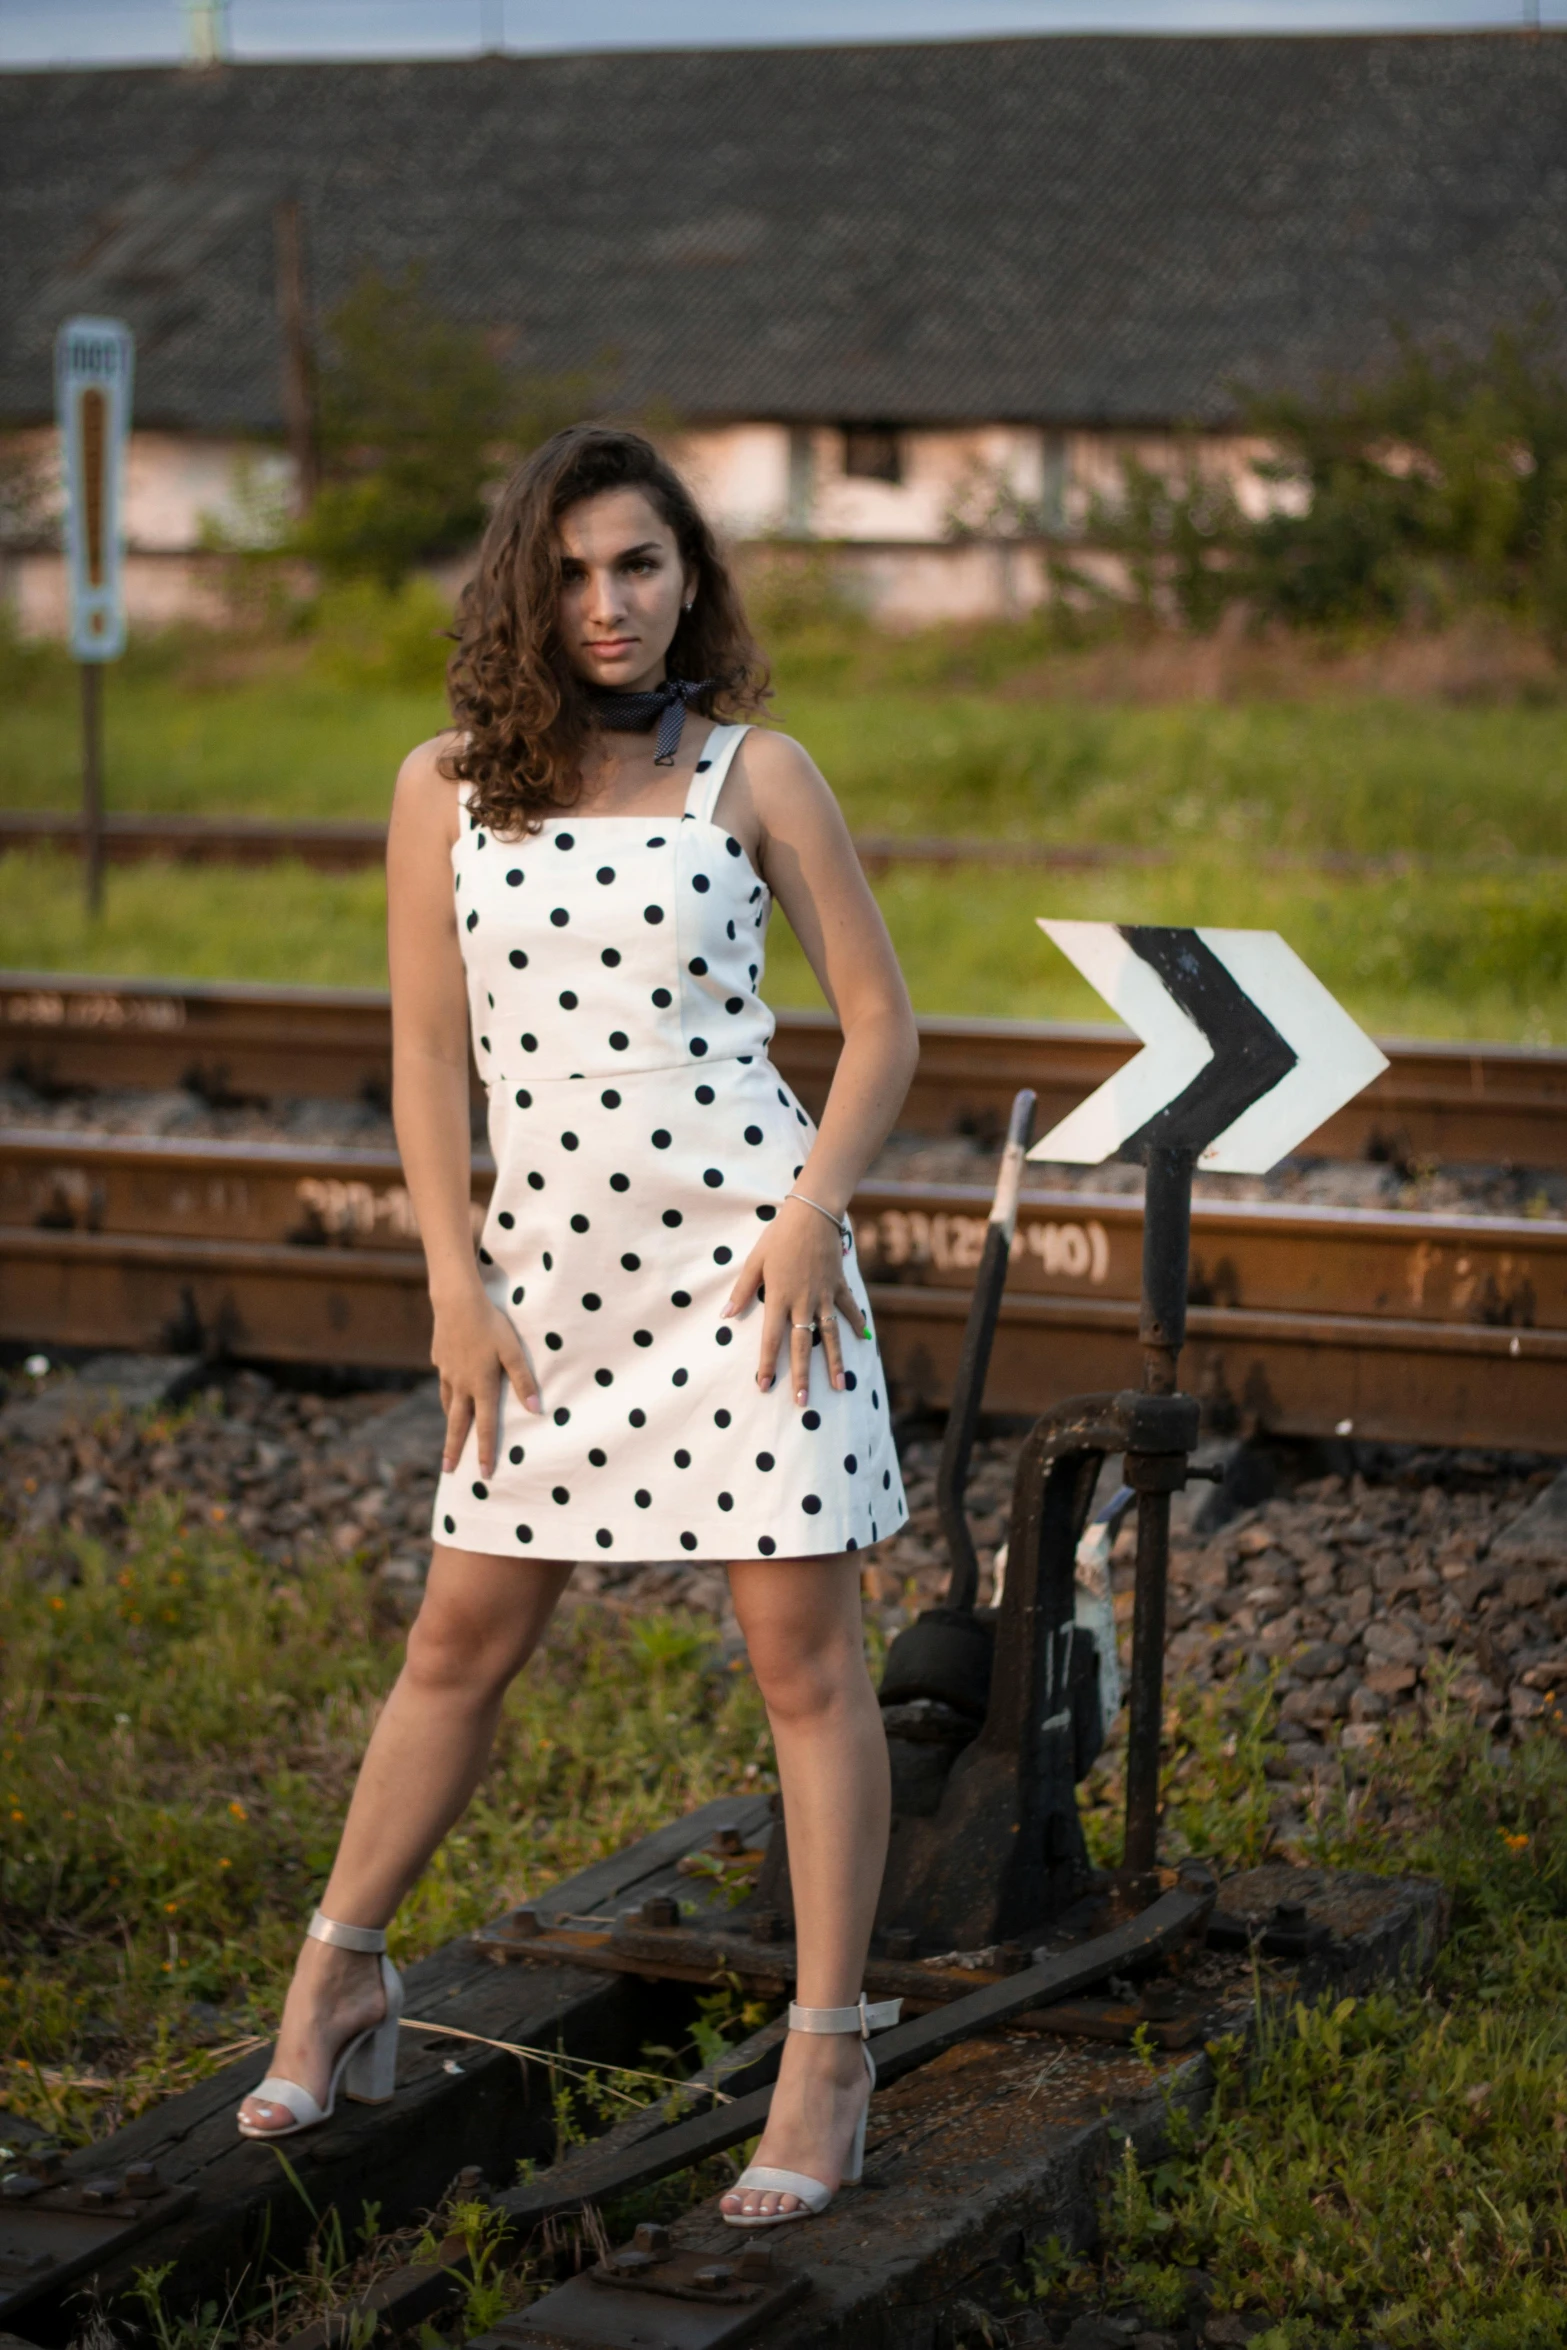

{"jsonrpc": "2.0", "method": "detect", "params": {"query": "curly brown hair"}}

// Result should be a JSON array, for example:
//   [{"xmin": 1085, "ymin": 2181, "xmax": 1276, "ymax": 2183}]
[{"xmin": 441, "ymin": 426, "xmax": 771, "ymax": 835}]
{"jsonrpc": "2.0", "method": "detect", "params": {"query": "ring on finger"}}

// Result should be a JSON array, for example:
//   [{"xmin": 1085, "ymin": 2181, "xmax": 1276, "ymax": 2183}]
[{"xmin": 791, "ymin": 1319, "xmax": 819, "ymax": 1332}]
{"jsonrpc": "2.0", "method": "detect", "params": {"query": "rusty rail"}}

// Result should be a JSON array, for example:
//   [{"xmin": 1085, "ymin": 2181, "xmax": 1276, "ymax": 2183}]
[
  {"xmin": 2, "ymin": 1127, "xmax": 1562, "ymax": 1451},
  {"xmin": 5, "ymin": 970, "xmax": 1566, "ymax": 1169}
]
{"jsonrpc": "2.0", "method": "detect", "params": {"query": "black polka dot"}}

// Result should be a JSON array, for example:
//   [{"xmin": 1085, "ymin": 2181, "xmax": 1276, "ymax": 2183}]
[
  {"xmin": 757, "ymin": 1204, "xmax": 777, "ymax": 1222},
  {"xmin": 509, "ymin": 949, "xmax": 528, "ymax": 969},
  {"xmin": 560, "ymin": 990, "xmax": 578, "ymax": 1009},
  {"xmin": 696, "ymin": 1084, "xmax": 715, "ymax": 1104},
  {"xmin": 646, "ymin": 835, "xmax": 666, "ymax": 848},
  {"xmin": 498, "ymin": 1210, "xmax": 515, "ymax": 1228},
  {"xmin": 621, "ymin": 1252, "xmax": 642, "ymax": 1273},
  {"xmin": 517, "ymin": 1524, "xmax": 533, "ymax": 1544},
  {"xmin": 635, "ymin": 1489, "xmax": 652, "ymax": 1507},
  {"xmin": 609, "ymin": 1031, "xmax": 629, "ymax": 1051},
  {"xmin": 883, "ymin": 1469, "xmax": 892, "ymax": 1488},
  {"xmin": 528, "ymin": 1171, "xmax": 545, "ymax": 1191},
  {"xmin": 507, "ymin": 868, "xmax": 523, "ymax": 887},
  {"xmin": 680, "ymin": 1532, "xmax": 698, "ymax": 1551},
  {"xmin": 515, "ymin": 1087, "xmax": 532, "ymax": 1107},
  {"xmin": 689, "ymin": 956, "xmax": 708, "ymax": 975},
  {"xmin": 478, "ymin": 1247, "xmax": 493, "ymax": 1265},
  {"xmin": 651, "ymin": 986, "xmax": 673, "ymax": 1008},
  {"xmin": 744, "ymin": 1125, "xmax": 763, "ymax": 1144},
  {"xmin": 589, "ymin": 1447, "xmax": 607, "ymax": 1466},
  {"xmin": 749, "ymin": 965, "xmax": 758, "ymax": 982},
  {"xmin": 758, "ymin": 1535, "xmax": 777, "ymax": 1556},
  {"xmin": 581, "ymin": 1292, "xmax": 602, "ymax": 1311},
  {"xmin": 715, "ymin": 1408, "xmax": 732, "ymax": 1428},
  {"xmin": 703, "ymin": 1168, "xmax": 723, "ymax": 1188},
  {"xmin": 756, "ymin": 1452, "xmax": 775, "ymax": 1472},
  {"xmin": 597, "ymin": 866, "xmax": 615, "ymax": 884},
  {"xmin": 610, "ymin": 1172, "xmax": 630, "ymax": 1191},
  {"xmin": 671, "ymin": 1290, "xmax": 691, "ymax": 1307},
  {"xmin": 561, "ymin": 1131, "xmax": 579, "ymax": 1151},
  {"xmin": 479, "ymin": 1035, "xmax": 491, "ymax": 1053},
  {"xmin": 726, "ymin": 997, "xmax": 745, "ymax": 1014},
  {"xmin": 602, "ymin": 947, "xmax": 622, "ymax": 967},
  {"xmin": 595, "ymin": 1368, "xmax": 614, "ymax": 1387},
  {"xmin": 550, "ymin": 908, "xmax": 569, "ymax": 927},
  {"xmin": 552, "ymin": 1486, "xmax": 570, "ymax": 1505},
  {"xmin": 511, "ymin": 1285, "xmax": 524, "ymax": 1304},
  {"xmin": 693, "ymin": 874, "xmax": 711, "ymax": 894},
  {"xmin": 844, "ymin": 1370, "xmax": 858, "ymax": 1390},
  {"xmin": 695, "ymin": 759, "xmax": 712, "ymax": 773},
  {"xmin": 727, "ymin": 920, "xmax": 736, "ymax": 939},
  {"xmin": 652, "ymin": 1129, "xmax": 672, "ymax": 1149},
  {"xmin": 542, "ymin": 1250, "xmax": 553, "ymax": 1269},
  {"xmin": 846, "ymin": 1536, "xmax": 858, "ymax": 1552},
  {"xmin": 844, "ymin": 1453, "xmax": 858, "ymax": 1473},
  {"xmin": 714, "ymin": 1245, "xmax": 733, "ymax": 1266},
  {"xmin": 718, "ymin": 1491, "xmax": 733, "ymax": 1510},
  {"xmin": 690, "ymin": 1038, "xmax": 708, "ymax": 1057},
  {"xmin": 443, "ymin": 1514, "xmax": 456, "ymax": 1534},
  {"xmin": 873, "ymin": 1390, "xmax": 881, "ymax": 1409},
  {"xmin": 803, "ymin": 1495, "xmax": 822, "ymax": 1515},
  {"xmin": 674, "ymin": 1449, "xmax": 691, "ymax": 1468},
  {"xmin": 673, "ymin": 1367, "xmax": 690, "ymax": 1388},
  {"xmin": 634, "ymin": 1329, "xmax": 654, "ymax": 1347},
  {"xmin": 630, "ymin": 1408, "xmax": 647, "ymax": 1427},
  {"xmin": 802, "ymin": 1409, "xmax": 821, "ymax": 1430},
  {"xmin": 716, "ymin": 1326, "xmax": 733, "ymax": 1346},
  {"xmin": 509, "ymin": 1444, "xmax": 525, "ymax": 1464},
  {"xmin": 644, "ymin": 905, "xmax": 665, "ymax": 925},
  {"xmin": 521, "ymin": 1033, "xmax": 538, "ymax": 1053},
  {"xmin": 466, "ymin": 910, "xmax": 478, "ymax": 932},
  {"xmin": 601, "ymin": 1088, "xmax": 621, "ymax": 1108},
  {"xmin": 553, "ymin": 1406, "xmax": 570, "ymax": 1425},
  {"xmin": 571, "ymin": 1212, "xmax": 590, "ymax": 1233},
  {"xmin": 545, "ymin": 1332, "xmax": 563, "ymax": 1351},
  {"xmin": 596, "ymin": 1528, "xmax": 613, "ymax": 1548},
  {"xmin": 726, "ymin": 836, "xmax": 742, "ymax": 856}
]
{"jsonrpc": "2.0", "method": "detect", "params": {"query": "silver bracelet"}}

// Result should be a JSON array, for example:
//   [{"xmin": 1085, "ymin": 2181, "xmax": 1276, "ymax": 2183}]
[{"xmin": 785, "ymin": 1190, "xmax": 852, "ymax": 1254}]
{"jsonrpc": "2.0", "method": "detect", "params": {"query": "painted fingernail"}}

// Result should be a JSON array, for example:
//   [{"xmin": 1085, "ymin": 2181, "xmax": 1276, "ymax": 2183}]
[
  {"xmin": 759, "ymin": 1374, "xmax": 773, "ymax": 1391},
  {"xmin": 834, "ymin": 1374, "xmax": 845, "ymax": 1390},
  {"xmin": 721, "ymin": 1302, "xmax": 735, "ymax": 1319},
  {"xmin": 796, "ymin": 1387, "xmax": 808, "ymax": 1405},
  {"xmin": 526, "ymin": 1396, "xmax": 544, "ymax": 1415}
]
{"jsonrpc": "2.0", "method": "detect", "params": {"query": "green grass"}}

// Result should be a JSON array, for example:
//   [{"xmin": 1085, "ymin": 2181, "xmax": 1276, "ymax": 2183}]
[
  {"xmin": 5, "ymin": 600, "xmax": 1567, "ymax": 1040},
  {"xmin": 5, "ymin": 845, "xmax": 1563, "ymax": 1044}
]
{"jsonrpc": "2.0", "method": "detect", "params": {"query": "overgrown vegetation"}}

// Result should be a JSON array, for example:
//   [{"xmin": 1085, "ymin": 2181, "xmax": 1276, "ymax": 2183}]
[{"xmin": 1084, "ymin": 318, "xmax": 1567, "ymax": 647}]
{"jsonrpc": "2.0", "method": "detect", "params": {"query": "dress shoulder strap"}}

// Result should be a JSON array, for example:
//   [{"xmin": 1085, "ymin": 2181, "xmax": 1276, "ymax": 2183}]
[{"xmin": 682, "ymin": 723, "xmax": 751, "ymax": 827}]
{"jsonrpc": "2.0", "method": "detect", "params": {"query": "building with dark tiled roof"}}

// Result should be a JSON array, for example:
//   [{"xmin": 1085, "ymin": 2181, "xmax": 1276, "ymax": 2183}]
[{"xmin": 5, "ymin": 31, "xmax": 1566, "ymax": 626}]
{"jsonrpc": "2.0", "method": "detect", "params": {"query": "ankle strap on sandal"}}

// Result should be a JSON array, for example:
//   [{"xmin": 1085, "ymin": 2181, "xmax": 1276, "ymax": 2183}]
[
  {"xmin": 307, "ymin": 1909, "xmax": 388, "ymax": 1954},
  {"xmin": 787, "ymin": 1994, "xmax": 902, "ymax": 2038}
]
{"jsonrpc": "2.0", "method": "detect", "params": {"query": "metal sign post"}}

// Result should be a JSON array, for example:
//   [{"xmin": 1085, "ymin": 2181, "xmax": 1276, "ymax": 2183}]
[
  {"xmin": 1031, "ymin": 920, "xmax": 1389, "ymax": 1874},
  {"xmin": 56, "ymin": 316, "xmax": 134, "ymax": 917}
]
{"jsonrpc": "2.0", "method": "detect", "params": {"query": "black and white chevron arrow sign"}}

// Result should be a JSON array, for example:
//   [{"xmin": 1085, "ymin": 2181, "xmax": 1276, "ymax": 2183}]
[{"xmin": 1028, "ymin": 922, "xmax": 1390, "ymax": 1175}]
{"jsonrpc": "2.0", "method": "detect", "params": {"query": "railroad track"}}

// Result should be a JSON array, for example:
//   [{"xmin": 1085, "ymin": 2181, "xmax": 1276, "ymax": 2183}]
[
  {"xmin": 6, "ymin": 968, "xmax": 1567, "ymax": 1167},
  {"xmin": 3, "ymin": 1125, "xmax": 1561, "ymax": 1451}
]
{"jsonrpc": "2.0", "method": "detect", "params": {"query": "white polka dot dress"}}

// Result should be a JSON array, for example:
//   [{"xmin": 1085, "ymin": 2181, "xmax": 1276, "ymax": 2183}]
[{"xmin": 432, "ymin": 725, "xmax": 908, "ymax": 1564}]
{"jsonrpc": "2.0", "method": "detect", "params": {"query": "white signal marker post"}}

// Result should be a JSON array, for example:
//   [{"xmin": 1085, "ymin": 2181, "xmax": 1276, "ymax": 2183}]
[
  {"xmin": 57, "ymin": 317, "xmax": 135, "ymax": 916},
  {"xmin": 1028, "ymin": 920, "xmax": 1388, "ymax": 1875}
]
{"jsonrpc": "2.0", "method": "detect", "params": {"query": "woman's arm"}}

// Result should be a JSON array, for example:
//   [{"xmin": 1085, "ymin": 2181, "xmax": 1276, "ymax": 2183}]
[
  {"xmin": 387, "ymin": 738, "xmax": 540, "ymax": 1478},
  {"xmin": 720, "ymin": 730, "xmax": 919, "ymax": 1407}
]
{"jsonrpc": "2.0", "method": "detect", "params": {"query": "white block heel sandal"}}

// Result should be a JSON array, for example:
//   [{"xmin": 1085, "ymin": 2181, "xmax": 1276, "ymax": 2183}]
[
  {"xmin": 722, "ymin": 1993, "xmax": 901, "ymax": 2227},
  {"xmin": 236, "ymin": 1910, "xmax": 403, "ymax": 2140}
]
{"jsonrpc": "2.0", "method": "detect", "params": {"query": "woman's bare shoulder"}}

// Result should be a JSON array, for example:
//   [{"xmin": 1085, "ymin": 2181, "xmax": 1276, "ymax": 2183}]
[
  {"xmin": 735, "ymin": 725, "xmax": 842, "ymax": 840},
  {"xmin": 392, "ymin": 731, "xmax": 466, "ymax": 839}
]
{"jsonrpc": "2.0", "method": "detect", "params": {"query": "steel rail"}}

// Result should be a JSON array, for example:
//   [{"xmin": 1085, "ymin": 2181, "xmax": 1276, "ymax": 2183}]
[
  {"xmin": 5, "ymin": 970, "xmax": 1566, "ymax": 1168},
  {"xmin": 2, "ymin": 1128, "xmax": 1562, "ymax": 1450}
]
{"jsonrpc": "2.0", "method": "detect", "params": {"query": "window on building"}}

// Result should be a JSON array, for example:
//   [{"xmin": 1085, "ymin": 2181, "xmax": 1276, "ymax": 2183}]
[{"xmin": 840, "ymin": 425, "xmax": 903, "ymax": 484}]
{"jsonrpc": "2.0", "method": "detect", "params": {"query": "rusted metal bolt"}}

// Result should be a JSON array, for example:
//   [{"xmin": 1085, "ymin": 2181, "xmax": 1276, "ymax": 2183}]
[
  {"xmin": 999, "ymin": 1941, "xmax": 1030, "ymax": 1975},
  {"xmin": 692, "ymin": 2264, "xmax": 733, "ymax": 2292},
  {"xmin": 736, "ymin": 2245, "xmax": 774, "ymax": 2282},
  {"xmin": 749, "ymin": 1908, "xmax": 780, "ymax": 1943},
  {"xmin": 883, "ymin": 1926, "xmax": 917, "ymax": 1960},
  {"xmin": 641, "ymin": 1896, "xmax": 680, "ymax": 1929},
  {"xmin": 632, "ymin": 2221, "xmax": 670, "ymax": 2256},
  {"xmin": 709, "ymin": 1827, "xmax": 744, "ymax": 1855},
  {"xmin": 123, "ymin": 2163, "xmax": 160, "ymax": 2195},
  {"xmin": 505, "ymin": 1907, "xmax": 543, "ymax": 1938},
  {"xmin": 1272, "ymin": 1900, "xmax": 1310, "ymax": 1932},
  {"xmin": 609, "ymin": 2248, "xmax": 654, "ymax": 2274},
  {"xmin": 2, "ymin": 2174, "xmax": 46, "ymax": 2201},
  {"xmin": 80, "ymin": 2178, "xmax": 119, "ymax": 2207}
]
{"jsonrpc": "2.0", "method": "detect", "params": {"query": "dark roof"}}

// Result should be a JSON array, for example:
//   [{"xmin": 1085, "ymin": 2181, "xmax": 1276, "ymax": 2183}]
[{"xmin": 4, "ymin": 33, "xmax": 1567, "ymax": 434}]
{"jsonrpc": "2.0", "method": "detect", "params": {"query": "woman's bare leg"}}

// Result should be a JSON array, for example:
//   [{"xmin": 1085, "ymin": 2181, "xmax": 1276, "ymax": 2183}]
[
  {"xmin": 720, "ymin": 1554, "xmax": 890, "ymax": 2219},
  {"xmin": 239, "ymin": 1544, "xmax": 573, "ymax": 2133}
]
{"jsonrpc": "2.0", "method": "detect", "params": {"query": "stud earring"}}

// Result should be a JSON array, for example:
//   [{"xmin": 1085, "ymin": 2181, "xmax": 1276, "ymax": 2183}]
[{"xmin": 683, "ymin": 599, "xmax": 694, "ymax": 612}]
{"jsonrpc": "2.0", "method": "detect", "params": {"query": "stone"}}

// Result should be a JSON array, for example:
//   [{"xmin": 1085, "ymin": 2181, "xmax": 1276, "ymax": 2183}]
[
  {"xmin": 364, "ymin": 1379, "xmax": 448, "ymax": 1472},
  {"xmin": 1, "ymin": 1353, "xmax": 199, "ymax": 1444},
  {"xmin": 1364, "ymin": 1663, "xmax": 1418, "ymax": 1697},
  {"xmin": 1364, "ymin": 1618, "xmax": 1425, "ymax": 1666},
  {"xmin": 1492, "ymin": 1469, "xmax": 1567, "ymax": 1562},
  {"xmin": 1510, "ymin": 1686, "xmax": 1549, "ymax": 1721},
  {"xmin": 1452, "ymin": 1671, "xmax": 1505, "ymax": 1712},
  {"xmin": 1294, "ymin": 1640, "xmax": 1347, "ymax": 1680},
  {"xmin": 1340, "ymin": 1722, "xmax": 1381, "ymax": 1752},
  {"xmin": 1502, "ymin": 1570, "xmax": 1550, "ymax": 1610},
  {"xmin": 1349, "ymin": 1684, "xmax": 1389, "ymax": 1722}
]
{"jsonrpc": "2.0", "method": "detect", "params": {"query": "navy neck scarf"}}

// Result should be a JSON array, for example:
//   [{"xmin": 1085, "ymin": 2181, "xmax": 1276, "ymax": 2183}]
[{"xmin": 587, "ymin": 677, "xmax": 715, "ymax": 766}]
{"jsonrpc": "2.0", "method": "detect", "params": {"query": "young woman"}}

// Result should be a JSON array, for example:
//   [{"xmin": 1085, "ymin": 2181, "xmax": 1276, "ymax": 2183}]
[{"xmin": 237, "ymin": 425, "xmax": 919, "ymax": 2227}]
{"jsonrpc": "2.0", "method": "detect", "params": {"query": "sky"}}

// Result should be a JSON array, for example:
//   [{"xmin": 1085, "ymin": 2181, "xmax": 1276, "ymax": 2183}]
[{"xmin": 0, "ymin": 0, "xmax": 1561, "ymax": 69}]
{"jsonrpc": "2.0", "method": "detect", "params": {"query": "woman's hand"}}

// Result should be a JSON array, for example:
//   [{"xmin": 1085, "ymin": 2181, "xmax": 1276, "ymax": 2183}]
[
  {"xmin": 432, "ymin": 1285, "xmax": 541, "ymax": 1477},
  {"xmin": 723, "ymin": 1197, "xmax": 868, "ymax": 1407}
]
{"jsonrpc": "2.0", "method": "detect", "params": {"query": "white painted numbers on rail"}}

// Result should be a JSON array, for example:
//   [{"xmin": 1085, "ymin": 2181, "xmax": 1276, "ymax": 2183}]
[{"xmin": 856, "ymin": 1209, "xmax": 1110, "ymax": 1285}]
